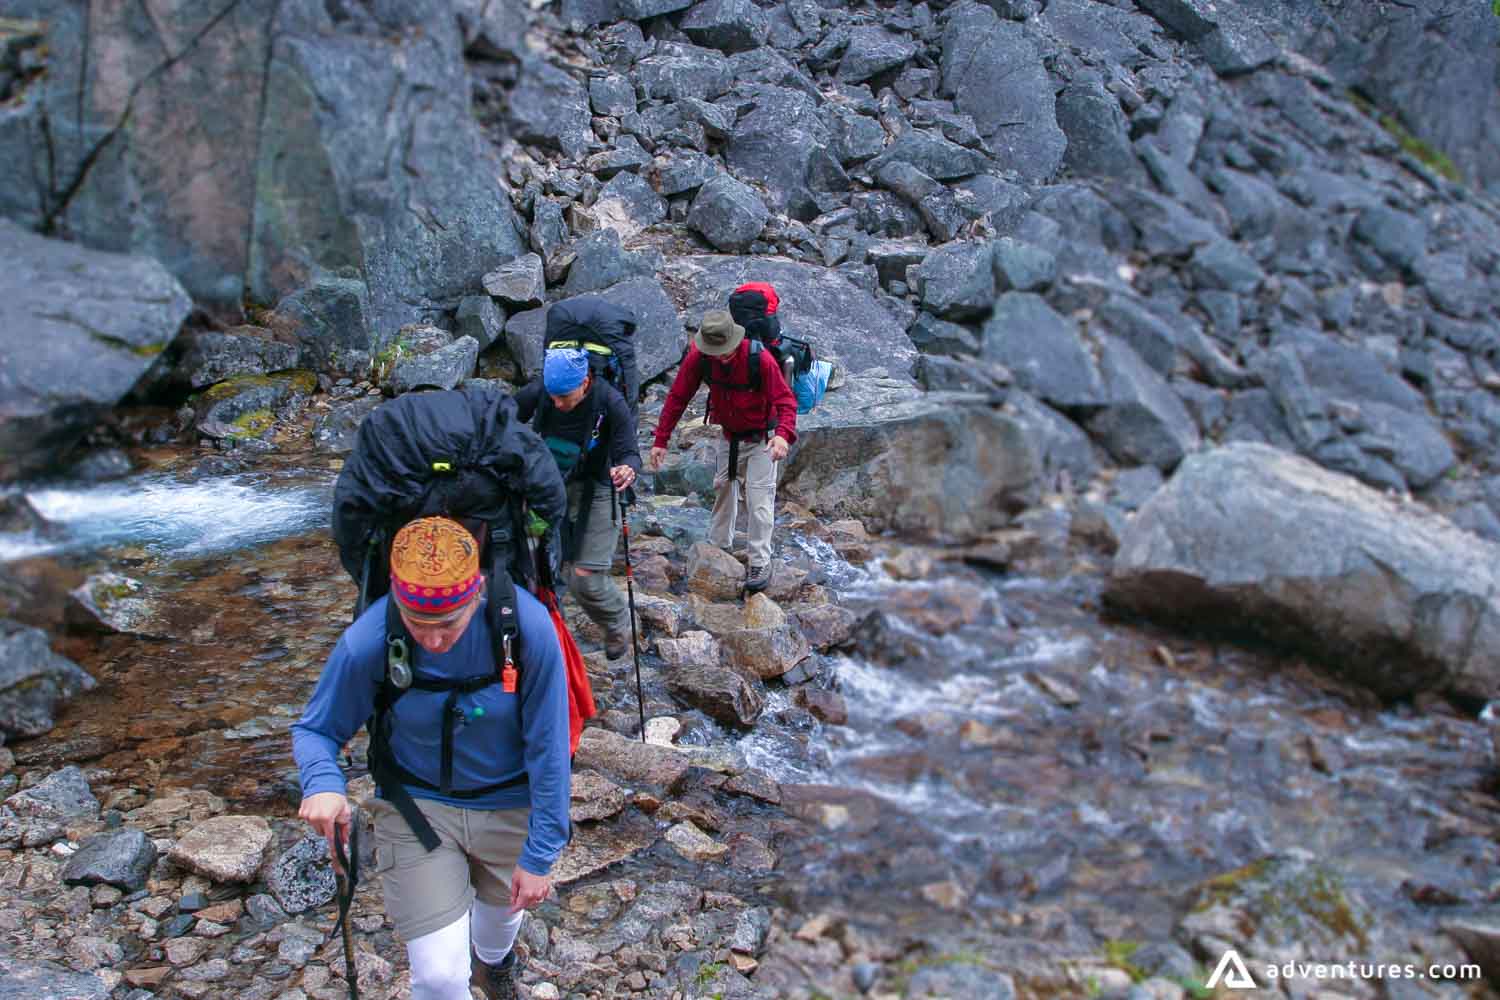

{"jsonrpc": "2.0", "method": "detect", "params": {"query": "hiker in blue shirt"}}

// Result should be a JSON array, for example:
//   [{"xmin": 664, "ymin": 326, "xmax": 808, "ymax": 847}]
[{"xmin": 293, "ymin": 516, "xmax": 569, "ymax": 1000}]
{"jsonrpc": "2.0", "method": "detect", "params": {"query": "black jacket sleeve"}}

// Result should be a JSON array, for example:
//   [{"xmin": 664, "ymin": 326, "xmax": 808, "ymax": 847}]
[{"xmin": 514, "ymin": 381, "xmax": 543, "ymax": 424}]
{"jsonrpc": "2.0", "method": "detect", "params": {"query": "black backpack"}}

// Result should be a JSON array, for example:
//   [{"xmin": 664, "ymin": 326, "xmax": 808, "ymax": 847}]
[
  {"xmin": 544, "ymin": 297, "xmax": 640, "ymax": 422},
  {"xmin": 330, "ymin": 384, "xmax": 567, "ymax": 851}
]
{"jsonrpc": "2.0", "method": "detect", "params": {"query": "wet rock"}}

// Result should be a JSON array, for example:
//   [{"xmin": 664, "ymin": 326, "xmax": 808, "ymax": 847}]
[
  {"xmin": 793, "ymin": 687, "xmax": 847, "ymax": 725},
  {"xmin": 0, "ymin": 221, "xmax": 192, "ymax": 479},
  {"xmin": 666, "ymin": 821, "xmax": 728, "ymax": 862},
  {"xmin": 1110, "ymin": 443, "xmax": 1500, "ymax": 699},
  {"xmin": 686, "ymin": 542, "xmax": 745, "ymax": 600},
  {"xmin": 173, "ymin": 328, "xmax": 300, "ymax": 390},
  {"xmin": 570, "ymin": 769, "xmax": 629, "ymax": 823},
  {"xmin": 665, "ymin": 661, "xmax": 766, "ymax": 728},
  {"xmin": 723, "ymin": 771, "xmax": 781, "ymax": 805},
  {"xmin": 631, "ymin": 593, "xmax": 683, "ymax": 637},
  {"xmin": 0, "ymin": 622, "xmax": 97, "ymax": 740},
  {"xmin": 719, "ymin": 625, "xmax": 812, "ymax": 680},
  {"xmin": 61, "ymin": 829, "xmax": 157, "ymax": 893},
  {"xmin": 790, "ymin": 605, "xmax": 858, "ymax": 651},
  {"xmin": 687, "ymin": 174, "xmax": 769, "ymax": 252},
  {"xmin": 553, "ymin": 814, "xmax": 660, "ymax": 885},
  {"xmin": 65, "ymin": 573, "xmax": 168, "ymax": 639},
  {"xmin": 266, "ymin": 834, "xmax": 337, "ymax": 914},
  {"xmin": 168, "ymin": 815, "xmax": 273, "ymax": 884},
  {"xmin": 657, "ymin": 630, "xmax": 722, "ymax": 668},
  {"xmin": 575, "ymin": 728, "xmax": 692, "ymax": 792}
]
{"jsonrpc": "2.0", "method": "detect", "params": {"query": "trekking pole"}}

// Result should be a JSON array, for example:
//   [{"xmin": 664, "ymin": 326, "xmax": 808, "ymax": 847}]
[
  {"xmin": 332, "ymin": 806, "xmax": 361, "ymax": 1000},
  {"xmin": 616, "ymin": 486, "xmax": 647, "ymax": 743}
]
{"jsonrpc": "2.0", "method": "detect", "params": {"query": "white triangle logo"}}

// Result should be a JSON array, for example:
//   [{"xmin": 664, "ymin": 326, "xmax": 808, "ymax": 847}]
[{"xmin": 1205, "ymin": 949, "xmax": 1257, "ymax": 990}]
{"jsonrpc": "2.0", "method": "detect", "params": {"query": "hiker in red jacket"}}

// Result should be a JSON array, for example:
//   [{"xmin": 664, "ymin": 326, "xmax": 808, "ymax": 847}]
[{"xmin": 649, "ymin": 310, "xmax": 797, "ymax": 593}]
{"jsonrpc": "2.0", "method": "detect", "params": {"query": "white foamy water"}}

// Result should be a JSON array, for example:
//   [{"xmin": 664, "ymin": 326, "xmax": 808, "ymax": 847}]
[{"xmin": 0, "ymin": 474, "xmax": 332, "ymax": 563}]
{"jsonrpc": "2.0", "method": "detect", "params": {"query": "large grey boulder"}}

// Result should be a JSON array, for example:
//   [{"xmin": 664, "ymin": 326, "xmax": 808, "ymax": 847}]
[
  {"xmin": 1084, "ymin": 336, "xmax": 1201, "ymax": 471},
  {"xmin": 1108, "ymin": 443, "xmax": 1500, "ymax": 700},
  {"xmin": 0, "ymin": 221, "xmax": 191, "ymax": 480},
  {"xmin": 0, "ymin": 620, "xmax": 97, "ymax": 740},
  {"xmin": 508, "ymin": 59, "xmax": 593, "ymax": 158},
  {"xmin": 0, "ymin": 3, "xmax": 272, "ymax": 308},
  {"xmin": 635, "ymin": 42, "xmax": 733, "ymax": 102},
  {"xmin": 173, "ymin": 328, "xmax": 300, "ymax": 390},
  {"xmin": 781, "ymin": 377, "xmax": 1042, "ymax": 541},
  {"xmin": 982, "ymin": 293, "xmax": 1108, "ymax": 409},
  {"xmin": 589, "ymin": 170, "xmax": 667, "ymax": 241},
  {"xmin": 837, "ymin": 26, "xmax": 916, "ymax": 84},
  {"xmin": 680, "ymin": 0, "xmax": 770, "ymax": 53},
  {"xmin": 269, "ymin": 277, "xmax": 375, "ymax": 373},
  {"xmin": 687, "ymin": 174, "xmax": 770, "ymax": 252},
  {"xmin": 938, "ymin": 3, "xmax": 1064, "ymax": 182},
  {"xmin": 249, "ymin": 7, "xmax": 528, "ymax": 338},
  {"xmin": 726, "ymin": 86, "xmax": 835, "ymax": 221}
]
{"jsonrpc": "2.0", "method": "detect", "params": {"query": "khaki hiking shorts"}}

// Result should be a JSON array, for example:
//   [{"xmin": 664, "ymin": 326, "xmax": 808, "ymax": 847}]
[{"xmin": 367, "ymin": 797, "xmax": 530, "ymax": 942}]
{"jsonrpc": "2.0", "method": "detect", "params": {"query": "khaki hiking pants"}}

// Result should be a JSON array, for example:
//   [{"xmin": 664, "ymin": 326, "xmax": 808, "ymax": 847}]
[{"xmin": 710, "ymin": 436, "xmax": 778, "ymax": 569}]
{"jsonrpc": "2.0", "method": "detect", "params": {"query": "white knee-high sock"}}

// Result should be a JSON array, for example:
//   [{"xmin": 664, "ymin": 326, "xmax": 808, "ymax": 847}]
[
  {"xmin": 406, "ymin": 913, "xmax": 473, "ymax": 1000},
  {"xmin": 470, "ymin": 898, "xmax": 525, "ymax": 965}
]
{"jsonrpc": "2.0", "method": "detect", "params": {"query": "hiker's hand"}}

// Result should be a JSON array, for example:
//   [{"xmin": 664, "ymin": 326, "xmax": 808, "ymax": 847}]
[
  {"xmin": 768, "ymin": 435, "xmax": 789, "ymax": 462},
  {"xmin": 511, "ymin": 866, "xmax": 552, "ymax": 910},
  {"xmin": 299, "ymin": 791, "xmax": 352, "ymax": 873},
  {"xmin": 610, "ymin": 464, "xmax": 636, "ymax": 490},
  {"xmin": 649, "ymin": 447, "xmax": 667, "ymax": 471}
]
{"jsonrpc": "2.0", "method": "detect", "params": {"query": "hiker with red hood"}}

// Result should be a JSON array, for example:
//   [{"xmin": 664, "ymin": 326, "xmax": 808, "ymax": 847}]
[{"xmin": 649, "ymin": 308, "xmax": 798, "ymax": 593}]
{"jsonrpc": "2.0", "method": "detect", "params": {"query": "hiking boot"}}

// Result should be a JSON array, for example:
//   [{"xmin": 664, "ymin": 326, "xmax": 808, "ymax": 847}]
[
  {"xmin": 471, "ymin": 947, "xmax": 521, "ymax": 1000},
  {"xmin": 605, "ymin": 629, "xmax": 630, "ymax": 661},
  {"xmin": 745, "ymin": 562, "xmax": 773, "ymax": 594}
]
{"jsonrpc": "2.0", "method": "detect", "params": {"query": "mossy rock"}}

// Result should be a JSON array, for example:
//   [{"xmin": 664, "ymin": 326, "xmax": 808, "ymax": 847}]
[{"xmin": 1182, "ymin": 852, "xmax": 1373, "ymax": 960}]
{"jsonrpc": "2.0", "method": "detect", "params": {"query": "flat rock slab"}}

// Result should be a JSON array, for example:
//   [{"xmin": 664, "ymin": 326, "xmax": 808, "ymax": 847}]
[{"xmin": 1109, "ymin": 442, "xmax": 1500, "ymax": 700}]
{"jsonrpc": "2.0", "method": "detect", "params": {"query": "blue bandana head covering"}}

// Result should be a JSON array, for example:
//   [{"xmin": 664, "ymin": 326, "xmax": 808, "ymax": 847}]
[{"xmin": 543, "ymin": 348, "xmax": 589, "ymax": 395}]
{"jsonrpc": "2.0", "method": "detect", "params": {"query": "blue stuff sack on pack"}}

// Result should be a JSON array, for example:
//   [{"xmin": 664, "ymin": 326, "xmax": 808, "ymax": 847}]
[{"xmin": 793, "ymin": 360, "xmax": 833, "ymax": 414}]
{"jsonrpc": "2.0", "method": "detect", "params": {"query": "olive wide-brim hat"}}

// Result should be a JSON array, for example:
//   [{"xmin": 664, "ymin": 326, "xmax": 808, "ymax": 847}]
[{"xmin": 694, "ymin": 309, "xmax": 746, "ymax": 357}]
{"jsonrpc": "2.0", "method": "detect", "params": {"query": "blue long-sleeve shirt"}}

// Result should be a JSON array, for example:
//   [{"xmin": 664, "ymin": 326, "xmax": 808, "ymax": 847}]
[{"xmin": 291, "ymin": 589, "xmax": 571, "ymax": 876}]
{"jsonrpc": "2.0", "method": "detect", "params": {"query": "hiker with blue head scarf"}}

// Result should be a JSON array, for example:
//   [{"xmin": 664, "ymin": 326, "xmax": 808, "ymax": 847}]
[{"xmin": 514, "ymin": 347, "xmax": 641, "ymax": 660}]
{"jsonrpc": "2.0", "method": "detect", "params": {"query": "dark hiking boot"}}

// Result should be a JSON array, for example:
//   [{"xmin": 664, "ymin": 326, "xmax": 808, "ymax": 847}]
[
  {"xmin": 605, "ymin": 629, "xmax": 629, "ymax": 661},
  {"xmin": 745, "ymin": 562, "xmax": 773, "ymax": 594},
  {"xmin": 471, "ymin": 947, "xmax": 520, "ymax": 1000}
]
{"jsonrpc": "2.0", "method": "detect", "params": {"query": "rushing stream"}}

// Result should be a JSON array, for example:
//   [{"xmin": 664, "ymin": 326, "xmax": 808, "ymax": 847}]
[{"xmin": 7, "ymin": 469, "xmax": 1499, "ymax": 991}]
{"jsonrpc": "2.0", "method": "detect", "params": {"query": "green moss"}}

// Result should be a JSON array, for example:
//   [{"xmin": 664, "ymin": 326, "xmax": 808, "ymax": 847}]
[
  {"xmin": 1103, "ymin": 940, "xmax": 1147, "ymax": 983},
  {"xmin": 370, "ymin": 336, "xmax": 411, "ymax": 382},
  {"xmin": 1492, "ymin": 0, "xmax": 1498, "ymax": 17},
  {"xmin": 1192, "ymin": 858, "xmax": 1272, "ymax": 912},
  {"xmin": 94, "ymin": 580, "xmax": 136, "ymax": 602},
  {"xmin": 200, "ymin": 373, "xmax": 278, "ymax": 402},
  {"xmin": 1258, "ymin": 867, "xmax": 1370, "ymax": 951},
  {"xmin": 230, "ymin": 409, "xmax": 275, "ymax": 437},
  {"xmin": 694, "ymin": 961, "xmax": 725, "ymax": 987},
  {"xmin": 1379, "ymin": 114, "xmax": 1462, "ymax": 182},
  {"xmin": 131, "ymin": 343, "xmax": 166, "ymax": 358},
  {"xmin": 275, "ymin": 369, "xmax": 318, "ymax": 395},
  {"xmin": 1346, "ymin": 90, "xmax": 1462, "ymax": 184},
  {"xmin": 889, "ymin": 951, "xmax": 997, "ymax": 994}
]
